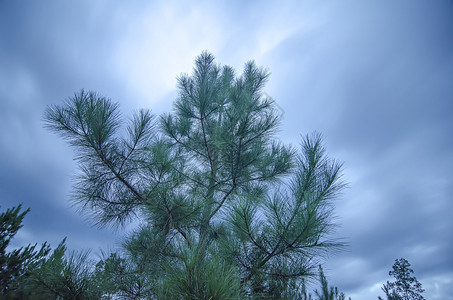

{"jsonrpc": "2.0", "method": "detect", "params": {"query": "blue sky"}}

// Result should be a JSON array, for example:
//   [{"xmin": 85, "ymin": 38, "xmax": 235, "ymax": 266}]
[{"xmin": 1, "ymin": 1, "xmax": 452, "ymax": 298}]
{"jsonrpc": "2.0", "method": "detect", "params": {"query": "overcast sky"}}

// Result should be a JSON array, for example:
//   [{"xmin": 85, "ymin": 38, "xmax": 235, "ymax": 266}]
[{"xmin": 1, "ymin": 1, "xmax": 452, "ymax": 298}]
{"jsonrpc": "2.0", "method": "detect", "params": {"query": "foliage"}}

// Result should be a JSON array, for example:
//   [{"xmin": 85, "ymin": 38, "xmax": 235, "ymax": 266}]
[
  {"xmin": 44, "ymin": 51, "xmax": 346, "ymax": 298},
  {"xmin": 378, "ymin": 258, "xmax": 425, "ymax": 300},
  {"xmin": 0, "ymin": 205, "xmax": 112, "ymax": 299},
  {"xmin": 0, "ymin": 204, "xmax": 50, "ymax": 298},
  {"xmin": 313, "ymin": 266, "xmax": 349, "ymax": 300},
  {"xmin": 273, "ymin": 265, "xmax": 350, "ymax": 300},
  {"xmin": 27, "ymin": 239, "xmax": 104, "ymax": 299},
  {"xmin": 93, "ymin": 231, "xmax": 163, "ymax": 299}
]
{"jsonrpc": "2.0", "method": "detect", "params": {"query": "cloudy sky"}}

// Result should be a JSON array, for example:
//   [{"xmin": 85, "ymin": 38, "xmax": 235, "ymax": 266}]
[{"xmin": 1, "ymin": 0, "xmax": 452, "ymax": 298}]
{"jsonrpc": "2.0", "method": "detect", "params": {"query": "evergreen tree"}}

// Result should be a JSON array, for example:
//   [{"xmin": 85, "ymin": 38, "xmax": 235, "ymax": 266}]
[
  {"xmin": 0, "ymin": 205, "xmax": 50, "ymax": 298},
  {"xmin": 314, "ymin": 266, "xmax": 349, "ymax": 300},
  {"xmin": 44, "ymin": 51, "xmax": 346, "ymax": 298},
  {"xmin": 27, "ymin": 239, "xmax": 104, "ymax": 300},
  {"xmin": 378, "ymin": 258, "xmax": 425, "ymax": 300}
]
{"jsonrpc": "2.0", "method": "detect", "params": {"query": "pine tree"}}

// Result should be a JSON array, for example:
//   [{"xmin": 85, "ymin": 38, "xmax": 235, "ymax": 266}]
[
  {"xmin": 378, "ymin": 258, "xmax": 425, "ymax": 300},
  {"xmin": 44, "ymin": 51, "xmax": 346, "ymax": 299},
  {"xmin": 314, "ymin": 266, "xmax": 350, "ymax": 300},
  {"xmin": 27, "ymin": 238, "xmax": 105, "ymax": 300},
  {"xmin": 0, "ymin": 205, "xmax": 50, "ymax": 298}
]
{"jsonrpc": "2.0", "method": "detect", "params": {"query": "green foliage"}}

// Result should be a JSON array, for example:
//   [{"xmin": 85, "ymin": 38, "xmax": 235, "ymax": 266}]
[
  {"xmin": 93, "ymin": 228, "xmax": 163, "ymax": 299},
  {"xmin": 44, "ymin": 51, "xmax": 346, "ymax": 298},
  {"xmin": 378, "ymin": 258, "xmax": 425, "ymax": 300},
  {"xmin": 28, "ymin": 239, "xmax": 103, "ymax": 299},
  {"xmin": 263, "ymin": 265, "xmax": 350, "ymax": 300},
  {"xmin": 160, "ymin": 245, "xmax": 242, "ymax": 299},
  {"xmin": 314, "ymin": 266, "xmax": 349, "ymax": 300},
  {"xmin": 0, "ymin": 205, "xmax": 107, "ymax": 299},
  {"xmin": 0, "ymin": 205, "xmax": 50, "ymax": 298}
]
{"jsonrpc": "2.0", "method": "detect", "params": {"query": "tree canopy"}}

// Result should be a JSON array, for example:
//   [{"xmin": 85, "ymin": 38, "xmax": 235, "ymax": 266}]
[
  {"xmin": 43, "ymin": 51, "xmax": 346, "ymax": 299},
  {"xmin": 379, "ymin": 258, "xmax": 425, "ymax": 300},
  {"xmin": 0, "ymin": 205, "xmax": 50, "ymax": 298}
]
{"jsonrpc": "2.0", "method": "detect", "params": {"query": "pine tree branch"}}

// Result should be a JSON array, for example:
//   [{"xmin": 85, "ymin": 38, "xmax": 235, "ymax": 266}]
[
  {"xmin": 200, "ymin": 114, "xmax": 215, "ymax": 177},
  {"xmin": 207, "ymin": 185, "xmax": 236, "ymax": 221},
  {"xmin": 167, "ymin": 129, "xmax": 208, "ymax": 159},
  {"xmin": 97, "ymin": 147, "xmax": 143, "ymax": 202}
]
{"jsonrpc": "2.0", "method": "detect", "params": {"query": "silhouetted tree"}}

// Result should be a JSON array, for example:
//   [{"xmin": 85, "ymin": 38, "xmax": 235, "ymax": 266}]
[
  {"xmin": 44, "ymin": 51, "xmax": 346, "ymax": 298},
  {"xmin": 378, "ymin": 258, "xmax": 425, "ymax": 300}
]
